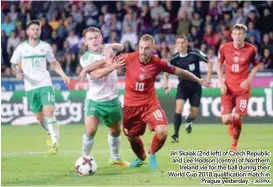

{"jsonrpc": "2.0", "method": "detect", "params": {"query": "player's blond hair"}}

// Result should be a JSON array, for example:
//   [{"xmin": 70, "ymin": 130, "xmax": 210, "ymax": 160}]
[
  {"xmin": 139, "ymin": 34, "xmax": 155, "ymax": 45},
  {"xmin": 82, "ymin": 27, "xmax": 101, "ymax": 37},
  {"xmin": 232, "ymin": 24, "xmax": 248, "ymax": 33},
  {"xmin": 176, "ymin": 34, "xmax": 188, "ymax": 41}
]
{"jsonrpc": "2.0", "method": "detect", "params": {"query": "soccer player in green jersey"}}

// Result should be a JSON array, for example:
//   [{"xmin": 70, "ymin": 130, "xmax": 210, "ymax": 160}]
[
  {"xmin": 79, "ymin": 27, "xmax": 130, "ymax": 166},
  {"xmin": 10, "ymin": 20, "xmax": 70, "ymax": 154}
]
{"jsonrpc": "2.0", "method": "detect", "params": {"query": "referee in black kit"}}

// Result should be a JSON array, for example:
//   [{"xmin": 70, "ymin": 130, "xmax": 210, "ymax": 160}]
[{"xmin": 163, "ymin": 34, "xmax": 212, "ymax": 143}]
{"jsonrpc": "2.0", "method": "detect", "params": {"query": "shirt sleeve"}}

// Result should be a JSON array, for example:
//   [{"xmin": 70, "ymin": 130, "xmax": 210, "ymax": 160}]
[
  {"xmin": 251, "ymin": 47, "xmax": 259, "ymax": 66},
  {"xmin": 46, "ymin": 44, "xmax": 57, "ymax": 63},
  {"xmin": 159, "ymin": 59, "xmax": 176, "ymax": 74},
  {"xmin": 195, "ymin": 50, "xmax": 209, "ymax": 63},
  {"xmin": 10, "ymin": 45, "xmax": 22, "ymax": 65},
  {"xmin": 218, "ymin": 45, "xmax": 225, "ymax": 64},
  {"xmin": 80, "ymin": 53, "xmax": 94, "ymax": 68}
]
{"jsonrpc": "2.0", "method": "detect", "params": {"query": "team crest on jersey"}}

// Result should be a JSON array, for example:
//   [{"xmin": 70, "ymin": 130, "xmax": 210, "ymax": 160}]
[
  {"xmin": 189, "ymin": 64, "xmax": 195, "ymax": 71},
  {"xmin": 233, "ymin": 56, "xmax": 239, "ymax": 63}
]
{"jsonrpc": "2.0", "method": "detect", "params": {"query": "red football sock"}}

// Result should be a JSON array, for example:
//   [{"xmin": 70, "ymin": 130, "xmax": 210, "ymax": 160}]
[
  {"xmin": 149, "ymin": 134, "xmax": 167, "ymax": 154},
  {"xmin": 228, "ymin": 123, "xmax": 234, "ymax": 136},
  {"xmin": 231, "ymin": 116, "xmax": 242, "ymax": 151},
  {"xmin": 128, "ymin": 136, "xmax": 146, "ymax": 160}
]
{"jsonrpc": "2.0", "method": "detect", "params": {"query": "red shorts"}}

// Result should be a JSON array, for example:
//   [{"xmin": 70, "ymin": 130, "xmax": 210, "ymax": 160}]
[
  {"xmin": 123, "ymin": 103, "xmax": 168, "ymax": 137},
  {"xmin": 221, "ymin": 90, "xmax": 250, "ymax": 116}
]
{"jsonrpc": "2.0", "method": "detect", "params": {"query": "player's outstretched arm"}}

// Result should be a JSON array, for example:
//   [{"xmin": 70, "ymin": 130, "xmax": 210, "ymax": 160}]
[
  {"xmin": 240, "ymin": 63, "xmax": 259, "ymax": 89},
  {"xmin": 173, "ymin": 67, "xmax": 210, "ymax": 87},
  {"xmin": 90, "ymin": 56, "xmax": 125, "ymax": 79},
  {"xmin": 217, "ymin": 62, "xmax": 227, "ymax": 94},
  {"xmin": 163, "ymin": 72, "xmax": 171, "ymax": 95},
  {"xmin": 51, "ymin": 60, "xmax": 70, "ymax": 85}
]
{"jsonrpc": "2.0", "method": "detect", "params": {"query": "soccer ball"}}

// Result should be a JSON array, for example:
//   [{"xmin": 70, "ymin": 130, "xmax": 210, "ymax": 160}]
[{"xmin": 75, "ymin": 156, "xmax": 97, "ymax": 176}]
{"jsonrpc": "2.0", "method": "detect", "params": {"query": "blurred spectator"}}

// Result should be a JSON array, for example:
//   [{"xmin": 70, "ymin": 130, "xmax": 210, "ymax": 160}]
[
  {"xmin": 17, "ymin": 6, "xmax": 31, "ymax": 29},
  {"xmin": 7, "ymin": 31, "xmax": 20, "ymax": 56},
  {"xmin": 260, "ymin": 33, "xmax": 273, "ymax": 53},
  {"xmin": 208, "ymin": 1, "xmax": 219, "ymax": 18},
  {"xmin": 194, "ymin": 1, "xmax": 206, "ymax": 18},
  {"xmin": 188, "ymin": 26, "xmax": 201, "ymax": 47},
  {"xmin": 1, "ymin": 30, "xmax": 9, "ymax": 67},
  {"xmin": 151, "ymin": 1, "xmax": 166, "ymax": 20},
  {"xmin": 2, "ymin": 15, "xmax": 16, "ymax": 37},
  {"xmin": 120, "ymin": 25, "xmax": 138, "ymax": 49},
  {"xmin": 65, "ymin": 31, "xmax": 80, "ymax": 51},
  {"xmin": 137, "ymin": 4, "xmax": 152, "ymax": 35},
  {"xmin": 161, "ymin": 13, "xmax": 175, "ymax": 44},
  {"xmin": 50, "ymin": 31, "xmax": 63, "ymax": 50},
  {"xmin": 57, "ymin": 19, "xmax": 67, "ymax": 40},
  {"xmin": 260, "ymin": 48, "xmax": 273, "ymax": 69},
  {"xmin": 84, "ymin": 2, "xmax": 98, "ymax": 18},
  {"xmin": 122, "ymin": 7, "xmax": 137, "ymax": 33},
  {"xmin": 115, "ymin": 1, "xmax": 126, "ymax": 22},
  {"xmin": 258, "ymin": 8, "xmax": 273, "ymax": 34},
  {"xmin": 108, "ymin": 31, "xmax": 120, "ymax": 43},
  {"xmin": 176, "ymin": 11, "xmax": 190, "ymax": 35},
  {"xmin": 243, "ymin": 2, "xmax": 256, "ymax": 16},
  {"xmin": 203, "ymin": 24, "xmax": 219, "ymax": 47},
  {"xmin": 247, "ymin": 21, "xmax": 261, "ymax": 43},
  {"xmin": 8, "ymin": 4, "xmax": 18, "ymax": 21},
  {"xmin": 191, "ymin": 12, "xmax": 202, "ymax": 28},
  {"xmin": 71, "ymin": 4, "xmax": 83, "ymax": 23},
  {"xmin": 110, "ymin": 15, "xmax": 122, "ymax": 35},
  {"xmin": 232, "ymin": 8, "xmax": 247, "ymax": 25},
  {"xmin": 40, "ymin": 17, "xmax": 53, "ymax": 40},
  {"xmin": 178, "ymin": 1, "xmax": 194, "ymax": 19},
  {"xmin": 49, "ymin": 12, "xmax": 60, "ymax": 31}
]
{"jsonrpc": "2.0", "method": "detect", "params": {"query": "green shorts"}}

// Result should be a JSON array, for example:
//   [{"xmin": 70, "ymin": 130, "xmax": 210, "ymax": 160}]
[
  {"xmin": 84, "ymin": 97, "xmax": 122, "ymax": 127},
  {"xmin": 26, "ymin": 86, "xmax": 55, "ymax": 113}
]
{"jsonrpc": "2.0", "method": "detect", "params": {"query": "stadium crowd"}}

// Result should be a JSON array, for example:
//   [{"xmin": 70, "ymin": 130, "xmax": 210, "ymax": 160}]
[{"xmin": 1, "ymin": 1, "xmax": 273, "ymax": 76}]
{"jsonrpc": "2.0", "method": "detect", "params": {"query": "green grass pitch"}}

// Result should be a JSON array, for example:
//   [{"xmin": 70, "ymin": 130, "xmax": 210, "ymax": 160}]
[{"xmin": 2, "ymin": 124, "xmax": 273, "ymax": 186}]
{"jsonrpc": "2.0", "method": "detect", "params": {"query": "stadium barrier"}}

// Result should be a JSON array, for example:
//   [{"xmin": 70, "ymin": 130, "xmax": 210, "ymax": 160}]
[{"xmin": 1, "ymin": 88, "xmax": 272, "ymax": 125}]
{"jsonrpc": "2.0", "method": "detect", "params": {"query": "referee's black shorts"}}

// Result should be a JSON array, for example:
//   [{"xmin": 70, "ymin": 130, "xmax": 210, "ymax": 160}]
[{"xmin": 176, "ymin": 84, "xmax": 202, "ymax": 107}]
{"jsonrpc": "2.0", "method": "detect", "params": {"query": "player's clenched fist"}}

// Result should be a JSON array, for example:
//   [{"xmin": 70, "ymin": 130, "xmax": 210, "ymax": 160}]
[{"xmin": 113, "ymin": 56, "xmax": 125, "ymax": 67}]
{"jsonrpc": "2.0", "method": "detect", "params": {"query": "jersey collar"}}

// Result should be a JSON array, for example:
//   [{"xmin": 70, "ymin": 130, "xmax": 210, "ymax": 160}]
[{"xmin": 26, "ymin": 39, "xmax": 41, "ymax": 47}]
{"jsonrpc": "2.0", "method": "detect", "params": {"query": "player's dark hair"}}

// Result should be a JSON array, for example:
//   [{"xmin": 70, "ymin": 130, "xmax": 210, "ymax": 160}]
[
  {"xmin": 82, "ymin": 27, "xmax": 101, "ymax": 37},
  {"xmin": 140, "ymin": 34, "xmax": 155, "ymax": 45},
  {"xmin": 232, "ymin": 24, "xmax": 248, "ymax": 33},
  {"xmin": 27, "ymin": 20, "xmax": 41, "ymax": 28},
  {"xmin": 176, "ymin": 34, "xmax": 188, "ymax": 41}
]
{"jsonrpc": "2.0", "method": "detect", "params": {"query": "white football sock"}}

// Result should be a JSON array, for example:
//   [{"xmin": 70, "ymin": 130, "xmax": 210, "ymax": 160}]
[
  {"xmin": 108, "ymin": 134, "xmax": 121, "ymax": 161},
  {"xmin": 39, "ymin": 120, "xmax": 48, "ymax": 132},
  {"xmin": 47, "ymin": 117, "xmax": 59, "ymax": 145},
  {"xmin": 82, "ymin": 133, "xmax": 94, "ymax": 156}
]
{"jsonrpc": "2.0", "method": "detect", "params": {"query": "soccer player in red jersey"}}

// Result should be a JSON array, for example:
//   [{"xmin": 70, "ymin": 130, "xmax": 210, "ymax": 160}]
[
  {"xmin": 119, "ymin": 34, "xmax": 210, "ymax": 168},
  {"xmin": 217, "ymin": 24, "xmax": 260, "ymax": 151}
]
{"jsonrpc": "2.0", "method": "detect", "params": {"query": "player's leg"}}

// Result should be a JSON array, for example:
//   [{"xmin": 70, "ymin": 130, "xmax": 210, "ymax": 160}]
[
  {"xmin": 221, "ymin": 93, "xmax": 235, "ymax": 136},
  {"xmin": 34, "ymin": 112, "xmax": 52, "ymax": 147},
  {"xmin": 172, "ymin": 88, "xmax": 187, "ymax": 142},
  {"xmin": 123, "ymin": 106, "xmax": 147, "ymax": 167},
  {"xmin": 145, "ymin": 106, "xmax": 169, "ymax": 168},
  {"xmin": 82, "ymin": 115, "xmax": 99, "ymax": 156},
  {"xmin": 232, "ymin": 93, "xmax": 249, "ymax": 151},
  {"xmin": 82, "ymin": 99, "xmax": 100, "ymax": 156},
  {"xmin": 185, "ymin": 106, "xmax": 199, "ymax": 134},
  {"xmin": 26, "ymin": 88, "xmax": 52, "ymax": 148},
  {"xmin": 107, "ymin": 121, "xmax": 130, "ymax": 166},
  {"xmin": 40, "ymin": 86, "xmax": 59, "ymax": 154},
  {"xmin": 103, "ymin": 98, "xmax": 130, "ymax": 166}
]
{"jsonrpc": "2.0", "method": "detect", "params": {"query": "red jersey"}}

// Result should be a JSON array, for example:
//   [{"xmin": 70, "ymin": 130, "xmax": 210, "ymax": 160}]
[
  {"xmin": 218, "ymin": 42, "xmax": 258, "ymax": 93},
  {"xmin": 122, "ymin": 52, "xmax": 176, "ymax": 106}
]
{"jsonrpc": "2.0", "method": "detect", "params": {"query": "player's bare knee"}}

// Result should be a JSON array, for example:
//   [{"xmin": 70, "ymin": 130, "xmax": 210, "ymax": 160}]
[
  {"xmin": 43, "ymin": 107, "xmax": 54, "ymax": 118},
  {"xmin": 155, "ymin": 125, "xmax": 168, "ymax": 139}
]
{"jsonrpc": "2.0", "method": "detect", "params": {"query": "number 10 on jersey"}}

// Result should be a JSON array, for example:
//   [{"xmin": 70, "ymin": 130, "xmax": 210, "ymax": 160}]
[{"xmin": 135, "ymin": 82, "xmax": 144, "ymax": 91}]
